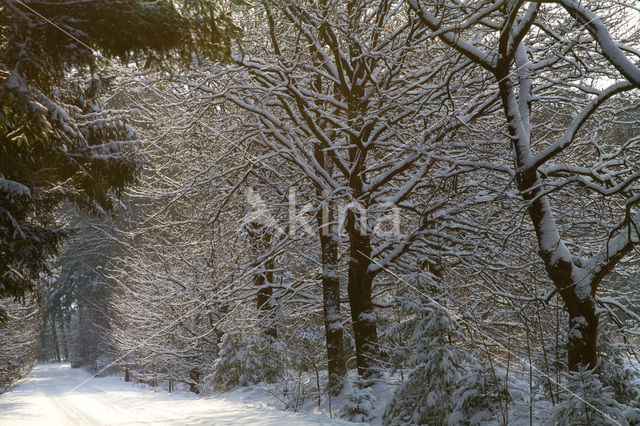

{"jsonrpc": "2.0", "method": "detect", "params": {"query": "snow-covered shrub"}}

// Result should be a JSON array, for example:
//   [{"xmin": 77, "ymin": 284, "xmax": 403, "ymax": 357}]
[
  {"xmin": 341, "ymin": 378, "xmax": 376, "ymax": 423},
  {"xmin": 382, "ymin": 298, "xmax": 470, "ymax": 425},
  {"xmin": 206, "ymin": 332, "xmax": 284, "ymax": 392},
  {"xmin": 0, "ymin": 298, "xmax": 40, "ymax": 394},
  {"xmin": 93, "ymin": 355, "xmax": 118, "ymax": 377},
  {"xmin": 597, "ymin": 324, "xmax": 640, "ymax": 408},
  {"xmin": 447, "ymin": 364, "xmax": 509, "ymax": 425},
  {"xmin": 546, "ymin": 367, "xmax": 629, "ymax": 425},
  {"xmin": 270, "ymin": 371, "xmax": 317, "ymax": 412},
  {"xmin": 383, "ymin": 287, "xmax": 511, "ymax": 425}
]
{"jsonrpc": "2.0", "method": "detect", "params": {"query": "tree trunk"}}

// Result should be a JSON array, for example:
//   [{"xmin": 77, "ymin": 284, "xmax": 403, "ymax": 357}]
[
  {"xmin": 559, "ymin": 288, "xmax": 598, "ymax": 370},
  {"xmin": 343, "ymin": 32, "xmax": 380, "ymax": 380},
  {"xmin": 317, "ymin": 197, "xmax": 347, "ymax": 395},
  {"xmin": 346, "ymin": 210, "xmax": 379, "ymax": 380},
  {"xmin": 247, "ymin": 220, "xmax": 278, "ymax": 339},
  {"xmin": 496, "ymin": 67, "xmax": 601, "ymax": 373},
  {"xmin": 526, "ymin": 190, "xmax": 599, "ymax": 371},
  {"xmin": 189, "ymin": 367, "xmax": 201, "ymax": 394},
  {"xmin": 62, "ymin": 317, "xmax": 71, "ymax": 360},
  {"xmin": 255, "ymin": 256, "xmax": 277, "ymax": 339},
  {"xmin": 49, "ymin": 314, "xmax": 60, "ymax": 362}
]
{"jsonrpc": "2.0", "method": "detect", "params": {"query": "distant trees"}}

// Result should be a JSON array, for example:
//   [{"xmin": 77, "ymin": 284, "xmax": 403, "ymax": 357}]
[
  {"xmin": 8, "ymin": 0, "xmax": 640, "ymax": 423},
  {"xmin": 0, "ymin": 297, "xmax": 40, "ymax": 394},
  {"xmin": 0, "ymin": 0, "xmax": 238, "ymax": 392},
  {"xmin": 0, "ymin": 0, "xmax": 236, "ymax": 316},
  {"xmin": 45, "ymin": 210, "xmax": 121, "ymax": 370},
  {"xmin": 0, "ymin": 0, "xmax": 185, "ymax": 307}
]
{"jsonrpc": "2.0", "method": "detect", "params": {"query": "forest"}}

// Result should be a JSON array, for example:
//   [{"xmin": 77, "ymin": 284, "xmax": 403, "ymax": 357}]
[{"xmin": 2, "ymin": 0, "xmax": 640, "ymax": 424}]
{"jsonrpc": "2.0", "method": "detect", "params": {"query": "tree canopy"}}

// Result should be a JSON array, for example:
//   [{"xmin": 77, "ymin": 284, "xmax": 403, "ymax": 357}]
[
  {"xmin": 0, "ymin": 0, "xmax": 233, "ymax": 313},
  {"xmin": 3, "ymin": 1, "xmax": 640, "ymax": 423}
]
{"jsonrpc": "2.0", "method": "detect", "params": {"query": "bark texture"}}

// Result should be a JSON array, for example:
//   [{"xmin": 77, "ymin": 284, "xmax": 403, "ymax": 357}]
[{"xmin": 317, "ymin": 194, "xmax": 347, "ymax": 395}]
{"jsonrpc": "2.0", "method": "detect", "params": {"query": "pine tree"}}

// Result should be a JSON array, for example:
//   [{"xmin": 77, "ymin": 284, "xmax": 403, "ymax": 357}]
[
  {"xmin": 447, "ymin": 364, "xmax": 509, "ymax": 425},
  {"xmin": 383, "ymin": 297, "xmax": 470, "ymax": 425},
  {"xmin": 546, "ymin": 367, "xmax": 630, "ymax": 426},
  {"xmin": 207, "ymin": 331, "xmax": 284, "ymax": 392},
  {"xmin": 341, "ymin": 378, "xmax": 377, "ymax": 423},
  {"xmin": 0, "ymin": 0, "xmax": 234, "ymax": 317},
  {"xmin": 596, "ymin": 323, "xmax": 640, "ymax": 423}
]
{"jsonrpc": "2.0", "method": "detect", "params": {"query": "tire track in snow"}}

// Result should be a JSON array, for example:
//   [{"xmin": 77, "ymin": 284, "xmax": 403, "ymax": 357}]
[
  {"xmin": 1, "ymin": 364, "xmax": 351, "ymax": 425},
  {"xmin": 48, "ymin": 391, "xmax": 103, "ymax": 426}
]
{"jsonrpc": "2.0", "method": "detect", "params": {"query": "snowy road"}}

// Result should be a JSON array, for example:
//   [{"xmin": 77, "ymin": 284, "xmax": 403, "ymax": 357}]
[{"xmin": 0, "ymin": 364, "xmax": 350, "ymax": 425}]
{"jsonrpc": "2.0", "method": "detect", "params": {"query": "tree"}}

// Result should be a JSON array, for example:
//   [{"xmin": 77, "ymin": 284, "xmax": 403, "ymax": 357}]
[
  {"xmin": 0, "ymin": 0, "xmax": 233, "ymax": 318},
  {"xmin": 408, "ymin": 0, "xmax": 640, "ymax": 372},
  {"xmin": 47, "ymin": 209, "xmax": 121, "ymax": 370},
  {"xmin": 172, "ymin": 0, "xmax": 496, "ymax": 384},
  {"xmin": 0, "ymin": 297, "xmax": 40, "ymax": 393},
  {"xmin": 96, "ymin": 76, "xmax": 252, "ymax": 392},
  {"xmin": 383, "ymin": 298, "xmax": 470, "ymax": 424}
]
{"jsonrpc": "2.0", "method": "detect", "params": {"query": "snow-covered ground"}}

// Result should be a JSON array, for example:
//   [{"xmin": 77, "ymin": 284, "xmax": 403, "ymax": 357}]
[{"xmin": 0, "ymin": 364, "xmax": 352, "ymax": 425}]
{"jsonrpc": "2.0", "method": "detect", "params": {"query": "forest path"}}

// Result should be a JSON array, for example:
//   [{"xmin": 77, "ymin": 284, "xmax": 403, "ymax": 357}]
[{"xmin": 0, "ymin": 364, "xmax": 348, "ymax": 425}]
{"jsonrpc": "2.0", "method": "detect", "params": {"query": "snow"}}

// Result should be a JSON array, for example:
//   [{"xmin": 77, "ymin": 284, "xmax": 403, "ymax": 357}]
[
  {"xmin": 3, "ymin": 70, "xmax": 24, "ymax": 90},
  {"xmin": 358, "ymin": 311, "xmax": 376, "ymax": 322},
  {"xmin": 0, "ymin": 364, "xmax": 351, "ymax": 425},
  {"xmin": 570, "ymin": 267, "xmax": 592, "ymax": 301},
  {"xmin": 0, "ymin": 178, "xmax": 31, "ymax": 200},
  {"xmin": 569, "ymin": 316, "xmax": 587, "ymax": 341},
  {"xmin": 558, "ymin": 0, "xmax": 640, "ymax": 86},
  {"xmin": 473, "ymin": 192, "xmax": 496, "ymax": 203},
  {"xmin": 322, "ymin": 264, "xmax": 339, "ymax": 279}
]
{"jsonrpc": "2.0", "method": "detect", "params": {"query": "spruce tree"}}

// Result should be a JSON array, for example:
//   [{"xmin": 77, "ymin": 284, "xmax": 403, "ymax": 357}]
[{"xmin": 0, "ymin": 0, "xmax": 233, "ymax": 316}]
